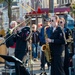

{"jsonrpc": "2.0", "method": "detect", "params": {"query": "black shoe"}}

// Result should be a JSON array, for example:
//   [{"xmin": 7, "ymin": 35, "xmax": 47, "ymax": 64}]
[
  {"xmin": 42, "ymin": 68, "xmax": 45, "ymax": 71},
  {"xmin": 40, "ymin": 67, "xmax": 42, "ymax": 70}
]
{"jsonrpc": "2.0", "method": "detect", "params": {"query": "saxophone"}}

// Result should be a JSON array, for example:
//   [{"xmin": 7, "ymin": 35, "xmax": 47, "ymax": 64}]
[{"xmin": 42, "ymin": 26, "xmax": 51, "ymax": 62}]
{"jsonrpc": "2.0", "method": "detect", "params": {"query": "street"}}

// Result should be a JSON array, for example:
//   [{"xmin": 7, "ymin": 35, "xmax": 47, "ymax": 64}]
[
  {"xmin": 26, "ymin": 59, "xmax": 50, "ymax": 75},
  {"xmin": 0, "ymin": 59, "xmax": 74, "ymax": 75},
  {"xmin": 0, "ymin": 59, "xmax": 49, "ymax": 75}
]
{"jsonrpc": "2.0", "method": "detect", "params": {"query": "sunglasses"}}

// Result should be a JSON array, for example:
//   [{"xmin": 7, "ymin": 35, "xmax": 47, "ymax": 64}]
[
  {"xmin": 59, "ymin": 21, "xmax": 63, "ymax": 24},
  {"xmin": 17, "ymin": 22, "xmax": 20, "ymax": 24},
  {"xmin": 32, "ymin": 27, "xmax": 35, "ymax": 28},
  {"xmin": 50, "ymin": 20, "xmax": 54, "ymax": 22}
]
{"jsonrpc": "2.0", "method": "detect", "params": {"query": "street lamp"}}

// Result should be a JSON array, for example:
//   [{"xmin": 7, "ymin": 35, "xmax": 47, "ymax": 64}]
[
  {"xmin": 8, "ymin": 0, "xmax": 12, "ymax": 25},
  {"xmin": 49, "ymin": 0, "xmax": 54, "ymax": 16},
  {"xmin": 5, "ymin": 0, "xmax": 18, "ymax": 26},
  {"xmin": 0, "ymin": 0, "xmax": 17, "ymax": 26}
]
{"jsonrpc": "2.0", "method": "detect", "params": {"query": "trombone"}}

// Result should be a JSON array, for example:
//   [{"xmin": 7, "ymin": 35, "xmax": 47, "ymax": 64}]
[
  {"xmin": 5, "ymin": 17, "xmax": 31, "ymax": 37},
  {"xmin": 0, "ymin": 17, "xmax": 31, "ymax": 46}
]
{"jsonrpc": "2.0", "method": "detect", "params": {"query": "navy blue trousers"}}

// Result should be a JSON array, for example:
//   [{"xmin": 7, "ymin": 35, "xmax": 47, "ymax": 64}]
[
  {"xmin": 41, "ymin": 51, "xmax": 50, "ymax": 68},
  {"xmin": 64, "ymin": 46, "xmax": 69, "ymax": 75}
]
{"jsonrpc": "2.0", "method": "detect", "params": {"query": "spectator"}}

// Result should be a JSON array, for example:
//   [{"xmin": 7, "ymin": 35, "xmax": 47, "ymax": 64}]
[
  {"xmin": 32, "ymin": 24, "xmax": 39, "ymax": 61},
  {"xmin": 6, "ymin": 21, "xmax": 17, "ymax": 56}
]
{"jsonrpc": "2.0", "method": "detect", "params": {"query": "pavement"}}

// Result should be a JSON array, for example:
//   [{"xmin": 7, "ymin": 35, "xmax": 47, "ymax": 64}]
[
  {"xmin": 0, "ymin": 59, "xmax": 75, "ymax": 75},
  {"xmin": 0, "ymin": 59, "xmax": 50, "ymax": 75},
  {"xmin": 0, "ymin": 64, "xmax": 5, "ymax": 75},
  {"xmin": 26, "ymin": 59, "xmax": 50, "ymax": 75}
]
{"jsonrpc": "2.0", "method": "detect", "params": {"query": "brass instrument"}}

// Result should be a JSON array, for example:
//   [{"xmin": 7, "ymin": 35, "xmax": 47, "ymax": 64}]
[
  {"xmin": 66, "ymin": 35, "xmax": 73, "ymax": 43},
  {"xmin": 66, "ymin": 38, "xmax": 73, "ymax": 43},
  {"xmin": 0, "ymin": 17, "xmax": 31, "ymax": 46},
  {"xmin": 42, "ymin": 26, "xmax": 51, "ymax": 62},
  {"xmin": 9, "ymin": 17, "xmax": 31, "ymax": 34}
]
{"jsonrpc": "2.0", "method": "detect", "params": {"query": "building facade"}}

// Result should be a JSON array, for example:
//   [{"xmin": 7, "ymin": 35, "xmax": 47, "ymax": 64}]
[
  {"xmin": 57, "ymin": 0, "xmax": 74, "ymax": 6},
  {"xmin": 56, "ymin": 0, "xmax": 75, "ymax": 19},
  {"xmin": 31, "ymin": 0, "xmax": 58, "ymax": 9}
]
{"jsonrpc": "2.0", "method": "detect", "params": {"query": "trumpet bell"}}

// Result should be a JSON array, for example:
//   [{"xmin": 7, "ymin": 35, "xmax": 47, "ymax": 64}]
[{"xmin": 42, "ymin": 44, "xmax": 52, "ymax": 62}]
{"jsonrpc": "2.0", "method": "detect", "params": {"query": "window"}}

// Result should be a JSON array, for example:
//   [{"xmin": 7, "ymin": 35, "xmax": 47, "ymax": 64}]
[
  {"xmin": 65, "ymin": 0, "xmax": 68, "ymax": 4},
  {"xmin": 69, "ymin": 0, "xmax": 72, "ymax": 3},
  {"xmin": 57, "ymin": 0, "xmax": 59, "ymax": 4},
  {"xmin": 57, "ymin": 0, "xmax": 62, "ymax": 5},
  {"xmin": 61, "ymin": 0, "xmax": 64, "ymax": 4}
]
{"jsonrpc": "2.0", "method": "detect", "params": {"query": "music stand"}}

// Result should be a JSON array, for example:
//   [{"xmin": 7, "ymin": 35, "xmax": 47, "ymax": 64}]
[
  {"xmin": 0, "ymin": 55, "xmax": 23, "ymax": 75},
  {"xmin": 0, "ymin": 55, "xmax": 23, "ymax": 64}
]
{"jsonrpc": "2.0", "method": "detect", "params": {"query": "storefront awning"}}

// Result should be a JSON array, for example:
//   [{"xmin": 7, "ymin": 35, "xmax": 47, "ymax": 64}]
[{"xmin": 26, "ymin": 7, "xmax": 70, "ymax": 15}]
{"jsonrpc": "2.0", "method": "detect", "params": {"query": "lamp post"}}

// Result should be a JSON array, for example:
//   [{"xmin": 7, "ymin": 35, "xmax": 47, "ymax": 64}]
[
  {"xmin": 49, "ymin": 0, "xmax": 54, "ymax": 16},
  {"xmin": 7, "ymin": 0, "xmax": 18, "ymax": 26},
  {"xmin": 8, "ymin": 0, "xmax": 12, "ymax": 25}
]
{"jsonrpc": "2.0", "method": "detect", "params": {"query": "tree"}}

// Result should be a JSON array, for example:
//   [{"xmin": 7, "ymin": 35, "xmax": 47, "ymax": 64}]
[
  {"xmin": 7, "ymin": 0, "xmax": 12, "ymax": 25},
  {"xmin": 0, "ymin": 0, "xmax": 4, "ymax": 3},
  {"xmin": 71, "ymin": 3, "xmax": 75, "ymax": 14},
  {"xmin": 0, "ymin": 0, "xmax": 12, "ymax": 26}
]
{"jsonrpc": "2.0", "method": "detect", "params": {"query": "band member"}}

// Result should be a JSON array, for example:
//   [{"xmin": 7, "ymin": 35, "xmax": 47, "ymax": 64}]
[
  {"xmin": 59, "ymin": 17, "xmax": 72, "ymax": 75},
  {"xmin": 5, "ymin": 18, "xmax": 30, "ymax": 75},
  {"xmin": 15, "ymin": 18, "xmax": 29, "ymax": 60},
  {"xmin": 39, "ymin": 18, "xmax": 52, "ymax": 70},
  {"xmin": 72, "ymin": 23, "xmax": 75, "ymax": 53},
  {"xmin": 46, "ymin": 15, "xmax": 65, "ymax": 75},
  {"xmin": 14, "ymin": 17, "xmax": 30, "ymax": 75}
]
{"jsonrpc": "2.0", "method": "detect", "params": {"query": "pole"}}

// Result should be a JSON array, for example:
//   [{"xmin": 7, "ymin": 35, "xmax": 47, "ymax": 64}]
[
  {"xmin": 8, "ymin": 0, "xmax": 12, "ymax": 27},
  {"xmin": 49, "ymin": 0, "xmax": 54, "ymax": 16}
]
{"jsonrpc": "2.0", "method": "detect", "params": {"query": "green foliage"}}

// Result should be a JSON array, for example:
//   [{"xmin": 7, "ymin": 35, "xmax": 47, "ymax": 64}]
[
  {"xmin": 0, "ymin": 0, "xmax": 4, "ymax": 3},
  {"xmin": 71, "ymin": 3, "xmax": 75, "ymax": 14}
]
